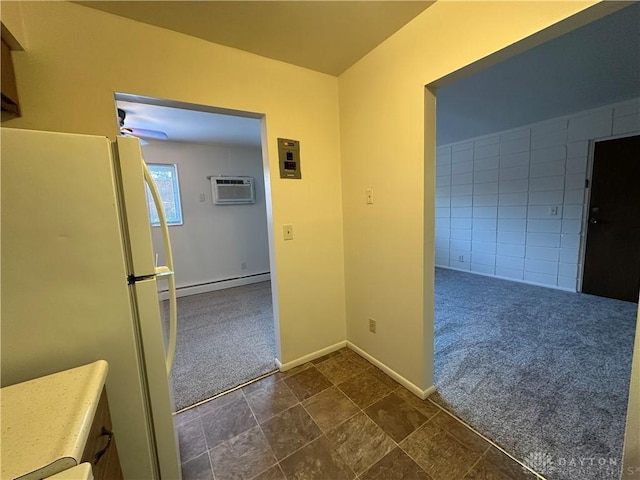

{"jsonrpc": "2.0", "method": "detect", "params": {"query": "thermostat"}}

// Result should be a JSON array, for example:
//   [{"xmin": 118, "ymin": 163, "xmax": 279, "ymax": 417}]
[{"xmin": 278, "ymin": 138, "xmax": 301, "ymax": 179}]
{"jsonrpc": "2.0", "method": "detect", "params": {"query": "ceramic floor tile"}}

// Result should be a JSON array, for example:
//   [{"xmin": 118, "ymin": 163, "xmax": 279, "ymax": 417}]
[
  {"xmin": 326, "ymin": 412, "xmax": 396, "ymax": 475},
  {"xmin": 245, "ymin": 380, "xmax": 298, "ymax": 423},
  {"xmin": 314, "ymin": 354, "xmax": 363, "ymax": 384},
  {"xmin": 482, "ymin": 447, "xmax": 539, "ymax": 479},
  {"xmin": 360, "ymin": 447, "xmax": 433, "ymax": 480},
  {"xmin": 281, "ymin": 362, "xmax": 314, "ymax": 377},
  {"xmin": 337, "ymin": 369, "xmax": 393, "ymax": 409},
  {"xmin": 310, "ymin": 350, "xmax": 343, "ymax": 365},
  {"xmin": 430, "ymin": 411, "xmax": 491, "ymax": 457},
  {"xmin": 260, "ymin": 404, "xmax": 322, "ymax": 459},
  {"xmin": 302, "ymin": 386, "xmax": 359, "ymax": 432},
  {"xmin": 174, "ymin": 351, "xmax": 534, "ymax": 480},
  {"xmin": 243, "ymin": 373, "xmax": 282, "ymax": 395},
  {"xmin": 209, "ymin": 425, "xmax": 277, "ymax": 480},
  {"xmin": 462, "ymin": 458, "xmax": 512, "ymax": 480},
  {"xmin": 251, "ymin": 463, "xmax": 286, "ymax": 480},
  {"xmin": 364, "ymin": 392, "xmax": 428, "ymax": 442},
  {"xmin": 393, "ymin": 387, "xmax": 441, "ymax": 420},
  {"xmin": 340, "ymin": 349, "xmax": 372, "ymax": 370},
  {"xmin": 365, "ymin": 366, "xmax": 400, "ymax": 390},
  {"xmin": 181, "ymin": 452, "xmax": 213, "ymax": 480},
  {"xmin": 282, "ymin": 366, "xmax": 333, "ymax": 401},
  {"xmin": 400, "ymin": 421, "xmax": 482, "ymax": 480},
  {"xmin": 201, "ymin": 397, "xmax": 258, "ymax": 448},
  {"xmin": 174, "ymin": 407, "xmax": 200, "ymax": 428},
  {"xmin": 177, "ymin": 417, "xmax": 208, "ymax": 463},
  {"xmin": 196, "ymin": 388, "xmax": 244, "ymax": 416},
  {"xmin": 279, "ymin": 435, "xmax": 355, "ymax": 480}
]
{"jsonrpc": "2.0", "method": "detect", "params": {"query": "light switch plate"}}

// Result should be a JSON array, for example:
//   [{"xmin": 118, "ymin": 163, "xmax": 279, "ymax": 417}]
[
  {"xmin": 366, "ymin": 188, "xmax": 374, "ymax": 204},
  {"xmin": 283, "ymin": 224, "xmax": 294, "ymax": 240}
]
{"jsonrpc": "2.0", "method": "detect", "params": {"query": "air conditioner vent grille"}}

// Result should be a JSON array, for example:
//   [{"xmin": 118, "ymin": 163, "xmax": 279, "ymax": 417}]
[{"xmin": 209, "ymin": 176, "xmax": 255, "ymax": 205}]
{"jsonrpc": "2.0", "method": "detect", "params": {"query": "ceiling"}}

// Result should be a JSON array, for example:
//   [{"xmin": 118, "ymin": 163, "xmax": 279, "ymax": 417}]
[
  {"xmin": 116, "ymin": 99, "xmax": 262, "ymax": 148},
  {"xmin": 77, "ymin": 1, "xmax": 433, "ymax": 76},
  {"xmin": 437, "ymin": 1, "xmax": 640, "ymax": 145},
  {"xmin": 107, "ymin": 2, "xmax": 638, "ymax": 148}
]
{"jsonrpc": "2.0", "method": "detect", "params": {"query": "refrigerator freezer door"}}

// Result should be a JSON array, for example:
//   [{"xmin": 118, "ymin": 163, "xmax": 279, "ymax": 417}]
[
  {"xmin": 131, "ymin": 278, "xmax": 182, "ymax": 478},
  {"xmin": 114, "ymin": 136, "xmax": 157, "ymax": 277}
]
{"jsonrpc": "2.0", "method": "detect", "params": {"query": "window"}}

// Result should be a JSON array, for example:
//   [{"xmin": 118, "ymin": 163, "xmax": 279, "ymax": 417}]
[{"xmin": 146, "ymin": 164, "xmax": 183, "ymax": 226}]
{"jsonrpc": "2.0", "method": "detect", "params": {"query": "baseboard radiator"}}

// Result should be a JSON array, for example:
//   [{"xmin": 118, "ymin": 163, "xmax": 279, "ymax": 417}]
[{"xmin": 158, "ymin": 272, "xmax": 271, "ymax": 299}]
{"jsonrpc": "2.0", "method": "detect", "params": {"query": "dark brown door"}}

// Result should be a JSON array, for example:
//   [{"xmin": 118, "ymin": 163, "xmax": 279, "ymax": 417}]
[{"xmin": 582, "ymin": 135, "xmax": 640, "ymax": 302}]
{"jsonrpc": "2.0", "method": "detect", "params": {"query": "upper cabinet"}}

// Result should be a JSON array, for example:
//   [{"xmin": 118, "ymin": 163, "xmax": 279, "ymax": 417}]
[
  {"xmin": 1, "ymin": 3, "xmax": 26, "ymax": 122},
  {"xmin": 1, "ymin": 37, "xmax": 20, "ymax": 121}
]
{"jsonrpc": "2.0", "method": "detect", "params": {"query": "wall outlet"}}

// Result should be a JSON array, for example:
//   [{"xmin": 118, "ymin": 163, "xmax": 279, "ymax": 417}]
[
  {"xmin": 241, "ymin": 262, "xmax": 247, "ymax": 270},
  {"xmin": 458, "ymin": 255, "xmax": 464, "ymax": 262},
  {"xmin": 199, "ymin": 193, "xmax": 206, "ymax": 202},
  {"xmin": 369, "ymin": 318, "xmax": 376, "ymax": 333}
]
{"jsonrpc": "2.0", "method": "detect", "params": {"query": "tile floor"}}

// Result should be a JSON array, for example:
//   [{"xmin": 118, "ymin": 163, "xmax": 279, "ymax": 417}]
[{"xmin": 174, "ymin": 348, "xmax": 539, "ymax": 480}]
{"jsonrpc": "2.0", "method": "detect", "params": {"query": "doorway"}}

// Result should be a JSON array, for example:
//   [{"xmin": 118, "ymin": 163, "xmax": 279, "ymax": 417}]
[
  {"xmin": 428, "ymin": 4, "xmax": 639, "ymax": 478},
  {"xmin": 113, "ymin": 93, "xmax": 279, "ymax": 411},
  {"xmin": 582, "ymin": 135, "xmax": 640, "ymax": 302}
]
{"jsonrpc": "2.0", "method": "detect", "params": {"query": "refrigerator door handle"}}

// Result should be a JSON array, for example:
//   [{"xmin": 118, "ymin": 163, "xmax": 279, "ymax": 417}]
[{"xmin": 143, "ymin": 161, "xmax": 178, "ymax": 376}]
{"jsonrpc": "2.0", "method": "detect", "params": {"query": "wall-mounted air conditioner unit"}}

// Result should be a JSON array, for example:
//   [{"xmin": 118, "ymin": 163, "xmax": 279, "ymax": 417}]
[{"xmin": 209, "ymin": 176, "xmax": 255, "ymax": 205}]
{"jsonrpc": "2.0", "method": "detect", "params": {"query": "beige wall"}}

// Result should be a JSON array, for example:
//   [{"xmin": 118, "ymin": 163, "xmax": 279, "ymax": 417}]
[
  {"xmin": 142, "ymin": 140, "xmax": 271, "ymax": 290},
  {"xmin": 3, "ymin": 1, "xmax": 347, "ymax": 365},
  {"xmin": 338, "ymin": 1, "xmax": 624, "ymax": 391},
  {"xmin": 0, "ymin": 1, "xmax": 27, "ymax": 49}
]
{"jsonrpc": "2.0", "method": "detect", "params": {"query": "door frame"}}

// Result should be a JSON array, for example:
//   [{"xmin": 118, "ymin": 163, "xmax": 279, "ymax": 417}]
[
  {"xmin": 112, "ymin": 91, "xmax": 283, "ymax": 379},
  {"xmin": 578, "ymin": 132, "xmax": 640, "ymax": 293}
]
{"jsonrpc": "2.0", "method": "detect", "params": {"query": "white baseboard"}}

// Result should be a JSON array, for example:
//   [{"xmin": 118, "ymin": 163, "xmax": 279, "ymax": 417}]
[
  {"xmin": 347, "ymin": 342, "xmax": 435, "ymax": 400},
  {"xmin": 423, "ymin": 385, "xmax": 437, "ymax": 398},
  {"xmin": 275, "ymin": 341, "xmax": 347, "ymax": 371},
  {"xmin": 275, "ymin": 340, "xmax": 434, "ymax": 401},
  {"xmin": 158, "ymin": 273, "xmax": 271, "ymax": 300}
]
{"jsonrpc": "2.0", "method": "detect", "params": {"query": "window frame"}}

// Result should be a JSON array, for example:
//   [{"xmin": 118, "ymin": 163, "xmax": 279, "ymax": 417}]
[{"xmin": 146, "ymin": 163, "xmax": 184, "ymax": 227}]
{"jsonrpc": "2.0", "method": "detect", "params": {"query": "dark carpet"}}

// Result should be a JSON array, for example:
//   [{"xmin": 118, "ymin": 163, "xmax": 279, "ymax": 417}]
[
  {"xmin": 162, "ymin": 281, "xmax": 276, "ymax": 410},
  {"xmin": 433, "ymin": 268, "xmax": 637, "ymax": 480}
]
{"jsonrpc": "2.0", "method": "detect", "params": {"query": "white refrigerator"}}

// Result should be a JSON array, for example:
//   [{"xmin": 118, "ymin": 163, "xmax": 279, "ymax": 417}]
[{"xmin": 1, "ymin": 128, "xmax": 181, "ymax": 479}]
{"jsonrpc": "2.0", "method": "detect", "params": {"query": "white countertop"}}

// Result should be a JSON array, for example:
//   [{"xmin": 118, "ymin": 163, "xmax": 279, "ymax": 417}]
[{"xmin": 1, "ymin": 360, "xmax": 108, "ymax": 480}]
